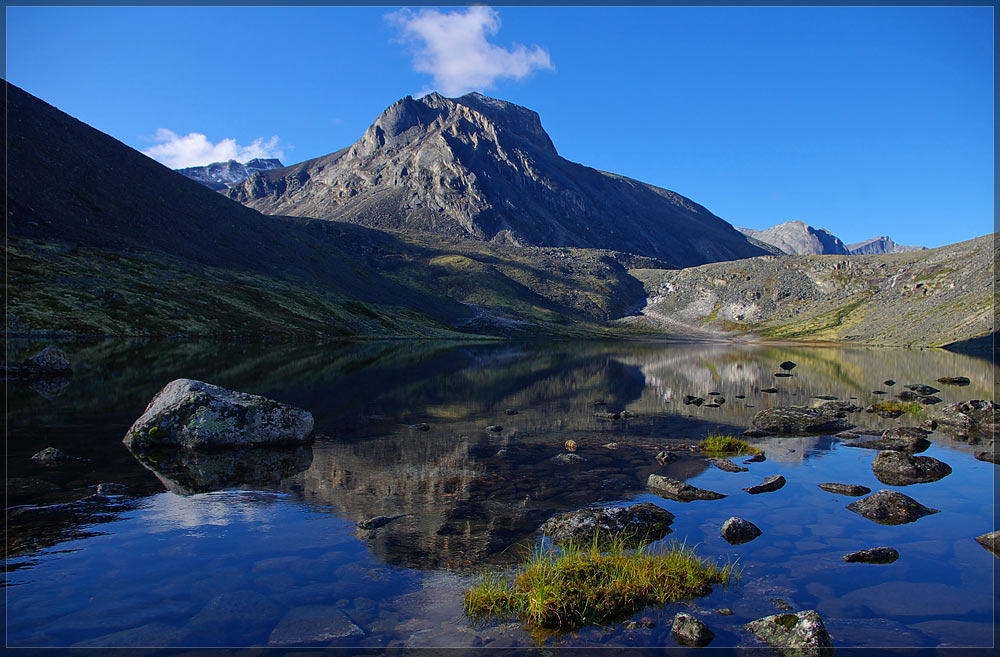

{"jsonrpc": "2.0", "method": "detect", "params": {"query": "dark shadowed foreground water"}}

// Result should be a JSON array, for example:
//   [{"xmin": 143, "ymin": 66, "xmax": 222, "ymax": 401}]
[{"xmin": 5, "ymin": 339, "xmax": 997, "ymax": 652}]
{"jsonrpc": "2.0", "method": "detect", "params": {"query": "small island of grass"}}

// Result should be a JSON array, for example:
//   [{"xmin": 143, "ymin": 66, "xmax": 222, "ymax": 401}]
[
  {"xmin": 871, "ymin": 401, "xmax": 924, "ymax": 416},
  {"xmin": 699, "ymin": 434, "xmax": 762, "ymax": 455},
  {"xmin": 464, "ymin": 538, "xmax": 737, "ymax": 629}
]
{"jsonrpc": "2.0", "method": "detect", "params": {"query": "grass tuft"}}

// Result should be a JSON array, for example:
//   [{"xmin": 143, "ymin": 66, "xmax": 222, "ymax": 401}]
[
  {"xmin": 464, "ymin": 536, "xmax": 737, "ymax": 629},
  {"xmin": 699, "ymin": 434, "xmax": 762, "ymax": 455},
  {"xmin": 871, "ymin": 401, "xmax": 924, "ymax": 416}
]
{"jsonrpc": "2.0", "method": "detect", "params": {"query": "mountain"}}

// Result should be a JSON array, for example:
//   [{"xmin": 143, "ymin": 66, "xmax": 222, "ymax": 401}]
[
  {"xmin": 3, "ymin": 81, "xmax": 650, "ymax": 338},
  {"xmin": 227, "ymin": 92, "xmax": 768, "ymax": 267},
  {"xmin": 737, "ymin": 221, "xmax": 850, "ymax": 255},
  {"xmin": 628, "ymin": 233, "xmax": 996, "ymax": 348},
  {"xmin": 848, "ymin": 236, "xmax": 926, "ymax": 255},
  {"xmin": 176, "ymin": 157, "xmax": 283, "ymax": 191}
]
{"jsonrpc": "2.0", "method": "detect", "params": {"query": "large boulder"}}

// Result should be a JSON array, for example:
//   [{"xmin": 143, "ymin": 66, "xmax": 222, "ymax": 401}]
[
  {"xmin": 672, "ymin": 612, "xmax": 715, "ymax": 647},
  {"xmin": 647, "ymin": 474, "xmax": 726, "ymax": 502},
  {"xmin": 872, "ymin": 451, "xmax": 951, "ymax": 486},
  {"xmin": 745, "ymin": 610, "xmax": 834, "ymax": 657},
  {"xmin": 124, "ymin": 379, "xmax": 314, "ymax": 450},
  {"xmin": 745, "ymin": 407, "xmax": 854, "ymax": 437},
  {"xmin": 539, "ymin": 502, "xmax": 675, "ymax": 547},
  {"xmin": 846, "ymin": 490, "xmax": 939, "ymax": 525},
  {"xmin": 925, "ymin": 400, "xmax": 997, "ymax": 442},
  {"xmin": 721, "ymin": 517, "xmax": 762, "ymax": 545}
]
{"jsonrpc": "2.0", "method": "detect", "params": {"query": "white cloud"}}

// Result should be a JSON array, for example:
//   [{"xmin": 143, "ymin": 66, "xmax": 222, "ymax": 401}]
[
  {"xmin": 142, "ymin": 129, "xmax": 284, "ymax": 169},
  {"xmin": 387, "ymin": 6, "xmax": 553, "ymax": 97}
]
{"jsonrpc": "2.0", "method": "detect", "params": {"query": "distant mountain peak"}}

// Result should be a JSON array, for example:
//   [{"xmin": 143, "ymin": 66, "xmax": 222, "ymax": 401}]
[
  {"xmin": 737, "ymin": 220, "xmax": 850, "ymax": 255},
  {"xmin": 176, "ymin": 157, "xmax": 283, "ymax": 191},
  {"xmin": 847, "ymin": 235, "xmax": 926, "ymax": 255}
]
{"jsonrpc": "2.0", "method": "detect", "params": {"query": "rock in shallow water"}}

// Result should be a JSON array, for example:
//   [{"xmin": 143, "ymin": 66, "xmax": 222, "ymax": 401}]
[
  {"xmin": 818, "ymin": 482, "xmax": 871, "ymax": 497},
  {"xmin": 268, "ymin": 605, "xmax": 363, "ymax": 646},
  {"xmin": 647, "ymin": 474, "xmax": 726, "ymax": 502},
  {"xmin": 31, "ymin": 446, "xmax": 70, "ymax": 463},
  {"xmin": 672, "ymin": 612, "xmax": 714, "ymax": 646},
  {"xmin": 925, "ymin": 400, "xmax": 997, "ymax": 441},
  {"xmin": 974, "ymin": 531, "xmax": 999, "ymax": 558},
  {"xmin": 846, "ymin": 489, "xmax": 940, "ymax": 525},
  {"xmin": 124, "ymin": 379, "xmax": 314, "ymax": 450},
  {"xmin": 721, "ymin": 517, "xmax": 762, "ymax": 545},
  {"xmin": 843, "ymin": 547, "xmax": 899, "ymax": 564},
  {"xmin": 745, "ymin": 610, "xmax": 834, "ymax": 657},
  {"xmin": 936, "ymin": 376, "xmax": 970, "ymax": 386},
  {"xmin": 872, "ymin": 450, "xmax": 951, "ymax": 486},
  {"xmin": 709, "ymin": 457, "xmax": 748, "ymax": 473},
  {"xmin": 539, "ymin": 502, "xmax": 675, "ymax": 547},
  {"xmin": 744, "ymin": 475, "xmax": 786, "ymax": 495},
  {"xmin": 745, "ymin": 407, "xmax": 853, "ymax": 437}
]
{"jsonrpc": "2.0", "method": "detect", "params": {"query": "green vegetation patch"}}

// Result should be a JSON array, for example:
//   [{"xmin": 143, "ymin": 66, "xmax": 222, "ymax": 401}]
[
  {"xmin": 464, "ymin": 538, "xmax": 736, "ymax": 630},
  {"xmin": 699, "ymin": 434, "xmax": 762, "ymax": 455},
  {"xmin": 759, "ymin": 294, "xmax": 872, "ymax": 340},
  {"xmin": 871, "ymin": 401, "xmax": 924, "ymax": 416}
]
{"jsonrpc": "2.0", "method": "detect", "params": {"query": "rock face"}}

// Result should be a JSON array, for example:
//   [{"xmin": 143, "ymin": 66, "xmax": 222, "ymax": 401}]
[
  {"xmin": 745, "ymin": 610, "xmax": 834, "ymax": 657},
  {"xmin": 227, "ymin": 92, "xmax": 766, "ymax": 267},
  {"xmin": 848, "ymin": 236, "xmax": 926, "ymax": 255},
  {"xmin": 4, "ymin": 345, "xmax": 73, "ymax": 378},
  {"xmin": 123, "ymin": 379, "xmax": 315, "ymax": 450},
  {"xmin": 744, "ymin": 475, "xmax": 786, "ymax": 495},
  {"xmin": 974, "ymin": 531, "xmax": 999, "ymax": 558},
  {"xmin": 818, "ymin": 483, "xmax": 871, "ymax": 497},
  {"xmin": 925, "ymin": 400, "xmax": 997, "ymax": 441},
  {"xmin": 843, "ymin": 547, "xmax": 899, "ymax": 564},
  {"xmin": 846, "ymin": 490, "xmax": 940, "ymax": 525},
  {"xmin": 871, "ymin": 451, "xmax": 952, "ymax": 486},
  {"xmin": 539, "ymin": 502, "xmax": 675, "ymax": 547},
  {"xmin": 647, "ymin": 474, "xmax": 726, "ymax": 502},
  {"xmin": 721, "ymin": 517, "xmax": 762, "ymax": 545},
  {"xmin": 177, "ymin": 158, "xmax": 284, "ymax": 191},
  {"xmin": 745, "ymin": 407, "xmax": 854, "ymax": 437},
  {"xmin": 672, "ymin": 612, "xmax": 715, "ymax": 647},
  {"xmin": 738, "ymin": 221, "xmax": 850, "ymax": 255}
]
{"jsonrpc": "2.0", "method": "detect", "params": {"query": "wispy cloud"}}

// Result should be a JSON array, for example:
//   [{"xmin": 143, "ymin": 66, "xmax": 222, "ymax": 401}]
[
  {"xmin": 387, "ymin": 6, "xmax": 553, "ymax": 97},
  {"xmin": 142, "ymin": 129, "xmax": 284, "ymax": 169}
]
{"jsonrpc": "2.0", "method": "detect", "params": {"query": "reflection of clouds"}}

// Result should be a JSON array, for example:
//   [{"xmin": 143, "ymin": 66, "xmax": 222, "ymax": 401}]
[{"xmin": 143, "ymin": 490, "xmax": 283, "ymax": 531}]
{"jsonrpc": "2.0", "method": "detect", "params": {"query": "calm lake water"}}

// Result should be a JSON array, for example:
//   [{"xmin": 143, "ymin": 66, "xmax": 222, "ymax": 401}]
[{"xmin": 5, "ymin": 339, "xmax": 997, "ymax": 651}]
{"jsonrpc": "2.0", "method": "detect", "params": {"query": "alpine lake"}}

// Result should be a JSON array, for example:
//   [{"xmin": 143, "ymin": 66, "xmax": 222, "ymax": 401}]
[{"xmin": 5, "ymin": 338, "xmax": 997, "ymax": 652}]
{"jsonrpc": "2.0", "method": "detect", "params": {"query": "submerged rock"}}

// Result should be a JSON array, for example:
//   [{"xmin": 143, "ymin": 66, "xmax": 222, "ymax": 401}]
[
  {"xmin": 905, "ymin": 384, "xmax": 940, "ymax": 396},
  {"xmin": 709, "ymin": 458, "xmax": 748, "ymax": 473},
  {"xmin": 358, "ymin": 514, "xmax": 406, "ymax": 530},
  {"xmin": 843, "ymin": 547, "xmax": 899, "ymax": 564},
  {"xmin": 648, "ymin": 474, "xmax": 726, "ymax": 502},
  {"xmin": 124, "ymin": 379, "xmax": 314, "ymax": 450},
  {"xmin": 721, "ymin": 517, "xmax": 762, "ymax": 545},
  {"xmin": 779, "ymin": 361, "xmax": 797, "ymax": 371},
  {"xmin": 872, "ymin": 451, "xmax": 951, "ymax": 486},
  {"xmin": 925, "ymin": 400, "xmax": 997, "ymax": 441},
  {"xmin": 745, "ymin": 610, "xmax": 834, "ymax": 657},
  {"xmin": 745, "ymin": 407, "xmax": 853, "ymax": 437},
  {"xmin": 974, "ymin": 531, "xmax": 999, "ymax": 558},
  {"xmin": 672, "ymin": 612, "xmax": 715, "ymax": 647},
  {"xmin": 539, "ymin": 502, "xmax": 675, "ymax": 547},
  {"xmin": 936, "ymin": 376, "xmax": 970, "ymax": 386},
  {"xmin": 743, "ymin": 475, "xmax": 786, "ymax": 495},
  {"xmin": 682, "ymin": 395, "xmax": 704, "ymax": 406},
  {"xmin": 846, "ymin": 490, "xmax": 940, "ymax": 525},
  {"xmin": 818, "ymin": 482, "xmax": 871, "ymax": 497},
  {"xmin": 552, "ymin": 452, "xmax": 586, "ymax": 465}
]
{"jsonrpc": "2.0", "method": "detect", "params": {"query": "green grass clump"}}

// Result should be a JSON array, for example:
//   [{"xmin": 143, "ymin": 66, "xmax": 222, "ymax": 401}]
[
  {"xmin": 699, "ymin": 434, "xmax": 762, "ymax": 455},
  {"xmin": 871, "ymin": 401, "xmax": 924, "ymax": 416},
  {"xmin": 463, "ymin": 537, "xmax": 736, "ymax": 629}
]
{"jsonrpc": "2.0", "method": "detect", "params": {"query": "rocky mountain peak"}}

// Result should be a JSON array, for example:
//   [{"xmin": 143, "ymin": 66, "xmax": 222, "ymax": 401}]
[{"xmin": 738, "ymin": 221, "xmax": 850, "ymax": 255}]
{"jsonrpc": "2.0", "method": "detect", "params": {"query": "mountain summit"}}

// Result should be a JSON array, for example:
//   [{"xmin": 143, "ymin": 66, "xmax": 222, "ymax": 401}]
[
  {"xmin": 177, "ymin": 157, "xmax": 283, "ymax": 191},
  {"xmin": 227, "ymin": 92, "xmax": 766, "ymax": 266},
  {"xmin": 737, "ymin": 221, "xmax": 850, "ymax": 255}
]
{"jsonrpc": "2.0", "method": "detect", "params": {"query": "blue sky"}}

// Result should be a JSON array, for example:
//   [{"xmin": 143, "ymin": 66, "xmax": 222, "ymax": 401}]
[{"xmin": 5, "ymin": 5, "xmax": 994, "ymax": 248}]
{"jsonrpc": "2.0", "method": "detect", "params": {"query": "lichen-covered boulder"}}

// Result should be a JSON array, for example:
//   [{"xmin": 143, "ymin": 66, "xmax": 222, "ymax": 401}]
[
  {"xmin": 744, "ymin": 407, "xmax": 854, "ymax": 437},
  {"xmin": 539, "ymin": 502, "xmax": 675, "ymax": 547},
  {"xmin": 124, "ymin": 379, "xmax": 314, "ymax": 450},
  {"xmin": 925, "ymin": 400, "xmax": 997, "ymax": 442},
  {"xmin": 872, "ymin": 450, "xmax": 951, "ymax": 486},
  {"xmin": 648, "ymin": 474, "xmax": 726, "ymax": 502},
  {"xmin": 672, "ymin": 612, "xmax": 715, "ymax": 646},
  {"xmin": 846, "ymin": 489, "xmax": 939, "ymax": 525},
  {"xmin": 745, "ymin": 610, "xmax": 834, "ymax": 657}
]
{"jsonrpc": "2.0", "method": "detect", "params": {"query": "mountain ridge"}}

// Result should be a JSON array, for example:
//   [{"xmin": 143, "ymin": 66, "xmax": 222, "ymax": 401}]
[
  {"xmin": 177, "ymin": 157, "xmax": 283, "ymax": 191},
  {"xmin": 227, "ymin": 91, "xmax": 768, "ymax": 267}
]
